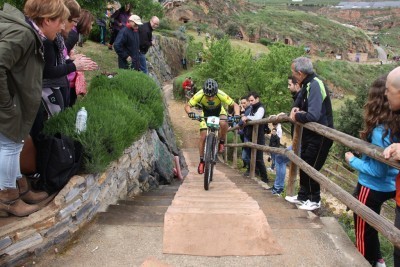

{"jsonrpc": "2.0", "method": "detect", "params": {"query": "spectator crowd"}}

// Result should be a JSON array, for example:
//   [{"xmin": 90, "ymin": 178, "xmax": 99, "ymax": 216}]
[{"xmin": 5, "ymin": 1, "xmax": 400, "ymax": 266}]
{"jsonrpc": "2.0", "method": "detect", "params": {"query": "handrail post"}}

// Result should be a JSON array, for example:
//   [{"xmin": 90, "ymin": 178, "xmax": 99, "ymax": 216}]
[
  {"xmin": 250, "ymin": 125, "xmax": 259, "ymax": 178},
  {"xmin": 287, "ymin": 124, "xmax": 302, "ymax": 196},
  {"xmin": 232, "ymin": 129, "xmax": 238, "ymax": 168}
]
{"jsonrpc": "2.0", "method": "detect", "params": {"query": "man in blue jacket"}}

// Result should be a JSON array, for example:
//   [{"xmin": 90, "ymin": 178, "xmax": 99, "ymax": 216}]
[
  {"xmin": 285, "ymin": 57, "xmax": 334, "ymax": 211},
  {"xmin": 114, "ymin": 15, "xmax": 143, "ymax": 70}
]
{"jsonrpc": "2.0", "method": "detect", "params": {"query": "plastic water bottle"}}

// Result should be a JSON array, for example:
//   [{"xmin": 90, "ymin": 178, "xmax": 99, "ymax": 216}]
[{"xmin": 75, "ymin": 107, "xmax": 87, "ymax": 133}]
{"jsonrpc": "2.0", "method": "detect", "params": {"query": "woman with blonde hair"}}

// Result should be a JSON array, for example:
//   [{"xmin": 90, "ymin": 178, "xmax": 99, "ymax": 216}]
[
  {"xmin": 0, "ymin": 0, "xmax": 69, "ymax": 217},
  {"xmin": 345, "ymin": 75, "xmax": 400, "ymax": 267}
]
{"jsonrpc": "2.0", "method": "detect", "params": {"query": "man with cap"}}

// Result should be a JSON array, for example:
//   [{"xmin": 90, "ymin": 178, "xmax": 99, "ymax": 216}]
[
  {"xmin": 114, "ymin": 14, "xmax": 143, "ymax": 70},
  {"xmin": 138, "ymin": 16, "xmax": 159, "ymax": 74}
]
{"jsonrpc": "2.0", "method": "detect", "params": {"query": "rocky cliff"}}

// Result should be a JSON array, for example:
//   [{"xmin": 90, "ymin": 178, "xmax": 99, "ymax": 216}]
[{"xmin": 318, "ymin": 7, "xmax": 400, "ymax": 30}]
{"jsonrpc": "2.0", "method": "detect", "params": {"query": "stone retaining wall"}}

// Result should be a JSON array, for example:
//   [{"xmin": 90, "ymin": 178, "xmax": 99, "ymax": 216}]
[
  {"xmin": 0, "ymin": 33, "xmax": 186, "ymax": 266},
  {"xmin": 0, "ymin": 118, "xmax": 187, "ymax": 266}
]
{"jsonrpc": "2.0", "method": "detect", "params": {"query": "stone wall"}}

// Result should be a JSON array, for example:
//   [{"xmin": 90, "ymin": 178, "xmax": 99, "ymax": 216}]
[
  {"xmin": 0, "ymin": 118, "xmax": 187, "ymax": 266},
  {"xmin": 0, "ymin": 36, "xmax": 188, "ymax": 266},
  {"xmin": 147, "ymin": 35, "xmax": 185, "ymax": 87}
]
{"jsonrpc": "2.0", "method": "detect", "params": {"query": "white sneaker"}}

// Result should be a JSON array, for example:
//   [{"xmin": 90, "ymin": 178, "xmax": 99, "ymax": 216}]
[
  {"xmin": 298, "ymin": 200, "xmax": 321, "ymax": 211},
  {"xmin": 285, "ymin": 195, "xmax": 304, "ymax": 205},
  {"xmin": 375, "ymin": 259, "xmax": 386, "ymax": 267},
  {"xmin": 267, "ymin": 167, "xmax": 275, "ymax": 173}
]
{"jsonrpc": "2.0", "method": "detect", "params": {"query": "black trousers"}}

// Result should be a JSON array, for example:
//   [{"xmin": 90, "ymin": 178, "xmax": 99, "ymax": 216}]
[
  {"xmin": 297, "ymin": 134, "xmax": 333, "ymax": 202},
  {"xmin": 109, "ymin": 29, "xmax": 119, "ymax": 45},
  {"xmin": 256, "ymin": 149, "xmax": 268, "ymax": 181},
  {"xmin": 354, "ymin": 183, "xmax": 395, "ymax": 265}
]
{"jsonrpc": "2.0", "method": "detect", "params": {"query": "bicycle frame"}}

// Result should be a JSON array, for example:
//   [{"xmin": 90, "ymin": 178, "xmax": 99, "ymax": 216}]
[{"xmin": 192, "ymin": 115, "xmax": 233, "ymax": 190}]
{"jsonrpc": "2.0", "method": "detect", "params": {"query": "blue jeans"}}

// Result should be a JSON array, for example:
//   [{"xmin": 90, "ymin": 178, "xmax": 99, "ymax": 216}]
[
  {"xmin": 242, "ymin": 136, "xmax": 250, "ymax": 167},
  {"xmin": 273, "ymin": 146, "xmax": 292, "ymax": 191},
  {"xmin": 139, "ymin": 53, "xmax": 148, "ymax": 74},
  {"xmin": 0, "ymin": 133, "xmax": 24, "ymax": 189},
  {"xmin": 270, "ymin": 153, "xmax": 277, "ymax": 169}
]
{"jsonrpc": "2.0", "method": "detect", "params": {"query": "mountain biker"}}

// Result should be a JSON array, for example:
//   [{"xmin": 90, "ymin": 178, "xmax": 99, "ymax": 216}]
[{"xmin": 185, "ymin": 78, "xmax": 240, "ymax": 174}]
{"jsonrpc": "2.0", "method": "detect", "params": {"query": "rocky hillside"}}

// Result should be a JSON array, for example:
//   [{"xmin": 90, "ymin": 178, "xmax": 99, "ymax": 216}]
[
  {"xmin": 317, "ymin": 7, "xmax": 400, "ymax": 31},
  {"xmin": 165, "ymin": 0, "xmax": 255, "ymax": 25},
  {"xmin": 164, "ymin": 0, "xmax": 376, "ymax": 58}
]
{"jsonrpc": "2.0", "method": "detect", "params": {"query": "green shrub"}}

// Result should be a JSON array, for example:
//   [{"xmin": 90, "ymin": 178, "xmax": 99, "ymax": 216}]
[
  {"xmin": 259, "ymin": 38, "xmax": 273, "ymax": 46},
  {"xmin": 43, "ymin": 70, "xmax": 163, "ymax": 173},
  {"xmin": 174, "ymin": 30, "xmax": 187, "ymax": 41}
]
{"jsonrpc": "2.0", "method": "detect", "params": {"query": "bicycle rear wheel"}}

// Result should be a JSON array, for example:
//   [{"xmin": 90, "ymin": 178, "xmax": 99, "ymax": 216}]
[{"xmin": 204, "ymin": 132, "xmax": 216, "ymax": 190}]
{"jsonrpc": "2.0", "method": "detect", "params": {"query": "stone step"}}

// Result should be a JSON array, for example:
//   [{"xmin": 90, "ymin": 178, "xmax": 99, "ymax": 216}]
[
  {"xmin": 96, "ymin": 212, "xmax": 164, "ymax": 226},
  {"xmin": 166, "ymin": 206, "xmax": 261, "ymax": 214},
  {"xmin": 268, "ymin": 216, "xmax": 322, "ymax": 229},
  {"xmin": 140, "ymin": 190, "xmax": 177, "ymax": 197},
  {"xmin": 170, "ymin": 200, "xmax": 259, "ymax": 209},
  {"xmin": 171, "ymin": 195, "xmax": 254, "ymax": 202},
  {"xmin": 105, "ymin": 204, "xmax": 168, "ymax": 215},
  {"xmin": 163, "ymin": 209, "xmax": 283, "ymax": 256},
  {"xmin": 117, "ymin": 198, "xmax": 173, "ymax": 206}
]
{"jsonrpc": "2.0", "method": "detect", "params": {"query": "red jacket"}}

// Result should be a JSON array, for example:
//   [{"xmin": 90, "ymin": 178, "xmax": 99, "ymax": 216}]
[{"xmin": 182, "ymin": 80, "xmax": 191, "ymax": 90}]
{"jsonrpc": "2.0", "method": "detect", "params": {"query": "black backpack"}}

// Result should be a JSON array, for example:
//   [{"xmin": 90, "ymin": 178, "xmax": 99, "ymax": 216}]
[{"xmin": 34, "ymin": 133, "xmax": 83, "ymax": 194}]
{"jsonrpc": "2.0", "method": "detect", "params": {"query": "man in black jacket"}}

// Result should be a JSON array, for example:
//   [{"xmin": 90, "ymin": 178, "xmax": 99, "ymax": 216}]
[
  {"xmin": 241, "ymin": 92, "xmax": 268, "ymax": 183},
  {"xmin": 138, "ymin": 16, "xmax": 159, "ymax": 74},
  {"xmin": 285, "ymin": 57, "xmax": 334, "ymax": 211},
  {"xmin": 114, "ymin": 15, "xmax": 143, "ymax": 70}
]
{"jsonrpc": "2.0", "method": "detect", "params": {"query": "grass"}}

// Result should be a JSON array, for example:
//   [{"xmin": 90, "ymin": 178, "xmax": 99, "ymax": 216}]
[
  {"xmin": 74, "ymin": 41, "xmax": 118, "ymax": 83},
  {"xmin": 186, "ymin": 30, "xmax": 270, "ymax": 56},
  {"xmin": 240, "ymin": 7, "xmax": 369, "ymax": 52}
]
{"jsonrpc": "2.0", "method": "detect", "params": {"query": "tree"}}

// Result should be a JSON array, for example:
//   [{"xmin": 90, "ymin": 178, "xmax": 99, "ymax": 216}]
[
  {"xmin": 194, "ymin": 37, "xmax": 304, "ymax": 112},
  {"xmin": 1, "ymin": 0, "xmax": 163, "ymax": 20}
]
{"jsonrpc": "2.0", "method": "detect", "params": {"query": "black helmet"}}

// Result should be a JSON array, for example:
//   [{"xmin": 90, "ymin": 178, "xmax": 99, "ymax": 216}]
[{"xmin": 203, "ymin": 78, "xmax": 218, "ymax": 96}]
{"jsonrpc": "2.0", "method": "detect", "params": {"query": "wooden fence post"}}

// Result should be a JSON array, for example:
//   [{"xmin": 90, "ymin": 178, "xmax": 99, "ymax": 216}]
[
  {"xmin": 250, "ymin": 125, "xmax": 259, "ymax": 178},
  {"xmin": 287, "ymin": 124, "xmax": 302, "ymax": 196},
  {"xmin": 232, "ymin": 130, "xmax": 238, "ymax": 168},
  {"xmin": 224, "ymin": 132, "xmax": 228, "ymax": 162}
]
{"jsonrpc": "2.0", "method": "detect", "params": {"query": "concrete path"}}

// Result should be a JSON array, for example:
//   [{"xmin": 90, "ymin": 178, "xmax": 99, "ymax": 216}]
[{"xmin": 34, "ymin": 148, "xmax": 368, "ymax": 267}]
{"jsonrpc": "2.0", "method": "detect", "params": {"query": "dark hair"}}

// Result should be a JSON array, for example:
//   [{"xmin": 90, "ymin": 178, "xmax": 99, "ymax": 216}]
[
  {"xmin": 77, "ymin": 9, "xmax": 94, "ymax": 35},
  {"xmin": 288, "ymin": 76, "xmax": 298, "ymax": 85},
  {"xmin": 360, "ymin": 74, "xmax": 400, "ymax": 142},
  {"xmin": 247, "ymin": 91, "xmax": 259, "ymax": 99},
  {"xmin": 64, "ymin": 0, "xmax": 80, "ymax": 20},
  {"xmin": 119, "ymin": 3, "xmax": 132, "ymax": 13}
]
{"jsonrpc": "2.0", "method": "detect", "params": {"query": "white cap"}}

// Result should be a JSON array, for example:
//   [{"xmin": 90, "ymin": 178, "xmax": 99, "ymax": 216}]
[{"xmin": 128, "ymin": 15, "xmax": 143, "ymax": 25}]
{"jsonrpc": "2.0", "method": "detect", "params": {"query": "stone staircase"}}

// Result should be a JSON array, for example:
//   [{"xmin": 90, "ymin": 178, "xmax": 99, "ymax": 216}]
[
  {"xmin": 93, "ymin": 148, "xmax": 369, "ymax": 266},
  {"xmin": 96, "ymin": 183, "xmax": 180, "ymax": 227}
]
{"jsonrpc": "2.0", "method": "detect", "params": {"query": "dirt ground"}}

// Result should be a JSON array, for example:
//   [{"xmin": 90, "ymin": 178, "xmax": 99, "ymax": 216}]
[{"xmin": 163, "ymin": 82, "xmax": 199, "ymax": 150}]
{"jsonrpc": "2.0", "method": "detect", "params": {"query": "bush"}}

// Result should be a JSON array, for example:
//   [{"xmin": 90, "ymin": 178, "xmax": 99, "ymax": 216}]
[
  {"xmin": 43, "ymin": 70, "xmax": 163, "ymax": 173},
  {"xmin": 89, "ymin": 25, "xmax": 101, "ymax": 43},
  {"xmin": 259, "ymin": 38, "xmax": 273, "ymax": 46},
  {"xmin": 174, "ymin": 30, "xmax": 187, "ymax": 41}
]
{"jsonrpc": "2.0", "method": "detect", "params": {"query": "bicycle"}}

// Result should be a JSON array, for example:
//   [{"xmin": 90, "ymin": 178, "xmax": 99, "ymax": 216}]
[{"xmin": 191, "ymin": 115, "xmax": 235, "ymax": 190}]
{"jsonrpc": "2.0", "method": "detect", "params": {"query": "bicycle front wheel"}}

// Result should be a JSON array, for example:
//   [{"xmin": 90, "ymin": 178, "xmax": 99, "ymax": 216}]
[{"xmin": 204, "ymin": 132, "xmax": 217, "ymax": 190}]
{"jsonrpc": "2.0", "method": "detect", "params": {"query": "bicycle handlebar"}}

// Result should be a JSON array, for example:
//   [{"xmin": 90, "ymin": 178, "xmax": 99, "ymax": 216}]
[{"xmin": 190, "ymin": 115, "xmax": 240, "ymax": 123}]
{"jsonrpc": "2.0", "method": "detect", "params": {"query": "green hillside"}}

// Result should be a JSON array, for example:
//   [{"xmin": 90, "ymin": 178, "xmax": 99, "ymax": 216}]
[{"xmin": 238, "ymin": 7, "xmax": 370, "ymax": 54}]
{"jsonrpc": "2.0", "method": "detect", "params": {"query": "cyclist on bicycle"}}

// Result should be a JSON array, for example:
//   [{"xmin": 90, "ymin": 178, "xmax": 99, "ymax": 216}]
[{"xmin": 185, "ymin": 78, "xmax": 240, "ymax": 174}]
